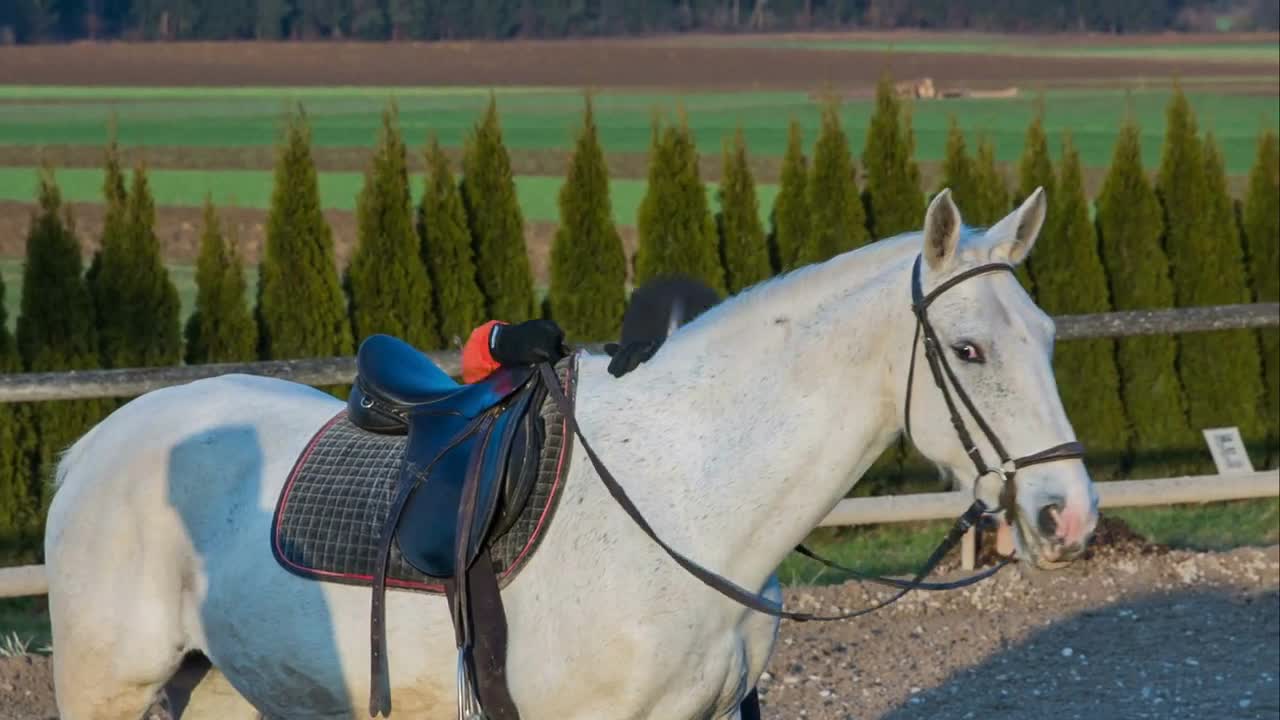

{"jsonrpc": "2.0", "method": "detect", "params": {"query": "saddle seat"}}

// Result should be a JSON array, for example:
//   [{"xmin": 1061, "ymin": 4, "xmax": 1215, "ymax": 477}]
[{"xmin": 351, "ymin": 334, "xmax": 524, "ymax": 430}]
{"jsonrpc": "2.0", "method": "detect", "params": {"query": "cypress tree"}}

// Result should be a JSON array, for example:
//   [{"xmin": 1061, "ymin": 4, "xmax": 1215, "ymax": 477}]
[
  {"xmin": 462, "ymin": 95, "xmax": 535, "ymax": 322},
  {"xmin": 1157, "ymin": 88, "xmax": 1267, "ymax": 465},
  {"xmin": 971, "ymin": 134, "xmax": 1009, "ymax": 228},
  {"xmin": 1242, "ymin": 130, "xmax": 1279, "ymax": 465},
  {"xmin": 716, "ymin": 127, "xmax": 771, "ymax": 294},
  {"xmin": 938, "ymin": 116, "xmax": 975, "ymax": 211},
  {"xmin": 185, "ymin": 197, "xmax": 257, "ymax": 364},
  {"xmin": 1015, "ymin": 99, "xmax": 1054, "ymax": 296},
  {"xmin": 1017, "ymin": 98, "xmax": 1056, "ymax": 204},
  {"xmin": 634, "ymin": 114, "xmax": 725, "ymax": 292},
  {"xmin": 17, "ymin": 169, "xmax": 107, "ymax": 532},
  {"xmin": 0, "ymin": 270, "xmax": 34, "ymax": 561},
  {"xmin": 86, "ymin": 133, "xmax": 131, "ymax": 368},
  {"xmin": 420, "ymin": 138, "xmax": 486, "ymax": 349},
  {"xmin": 548, "ymin": 95, "xmax": 627, "ymax": 341},
  {"xmin": 257, "ymin": 107, "xmax": 352, "ymax": 362},
  {"xmin": 346, "ymin": 102, "xmax": 438, "ymax": 348},
  {"xmin": 1034, "ymin": 135, "xmax": 1130, "ymax": 477},
  {"xmin": 804, "ymin": 96, "xmax": 867, "ymax": 264},
  {"xmin": 86, "ymin": 122, "xmax": 128, "ymax": 299},
  {"xmin": 1096, "ymin": 118, "xmax": 1197, "ymax": 477},
  {"xmin": 863, "ymin": 72, "xmax": 924, "ymax": 239},
  {"xmin": 90, "ymin": 159, "xmax": 181, "ymax": 369},
  {"xmin": 770, "ymin": 118, "xmax": 809, "ymax": 272},
  {"xmin": 126, "ymin": 164, "xmax": 182, "ymax": 366},
  {"xmin": 411, "ymin": 142, "xmax": 477, "ymax": 348},
  {"xmin": 1182, "ymin": 134, "xmax": 1267, "ymax": 459}
]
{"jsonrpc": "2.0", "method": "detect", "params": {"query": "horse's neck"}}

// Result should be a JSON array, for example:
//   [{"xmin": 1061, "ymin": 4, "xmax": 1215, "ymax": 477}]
[{"xmin": 576, "ymin": 242, "xmax": 917, "ymax": 593}]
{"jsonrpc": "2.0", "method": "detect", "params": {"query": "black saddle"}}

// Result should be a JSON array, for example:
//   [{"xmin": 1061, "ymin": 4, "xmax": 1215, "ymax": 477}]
[{"xmin": 349, "ymin": 334, "xmax": 556, "ymax": 720}]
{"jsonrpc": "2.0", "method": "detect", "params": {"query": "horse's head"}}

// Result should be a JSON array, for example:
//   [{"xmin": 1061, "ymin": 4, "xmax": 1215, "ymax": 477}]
[{"xmin": 901, "ymin": 187, "xmax": 1098, "ymax": 570}]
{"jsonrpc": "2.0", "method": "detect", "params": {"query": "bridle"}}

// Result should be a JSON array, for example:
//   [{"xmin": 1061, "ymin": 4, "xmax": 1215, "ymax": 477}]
[
  {"xmin": 903, "ymin": 253, "xmax": 1085, "ymax": 533},
  {"xmin": 535, "ymin": 252, "xmax": 1085, "ymax": 624}
]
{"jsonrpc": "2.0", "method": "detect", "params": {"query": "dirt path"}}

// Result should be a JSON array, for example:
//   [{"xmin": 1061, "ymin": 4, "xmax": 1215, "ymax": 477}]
[{"xmin": 2, "ymin": 529, "xmax": 1277, "ymax": 719}]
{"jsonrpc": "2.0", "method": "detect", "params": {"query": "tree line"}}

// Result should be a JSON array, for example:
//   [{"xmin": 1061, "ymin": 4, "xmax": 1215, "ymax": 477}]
[
  {"xmin": 0, "ymin": 78, "xmax": 1276, "ymax": 562},
  {"xmin": 3, "ymin": 0, "xmax": 1275, "ymax": 44}
]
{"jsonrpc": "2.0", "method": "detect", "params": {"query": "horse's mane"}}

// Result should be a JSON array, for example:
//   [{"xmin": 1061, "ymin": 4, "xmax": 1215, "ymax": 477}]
[{"xmin": 667, "ymin": 230, "xmax": 922, "ymax": 344}]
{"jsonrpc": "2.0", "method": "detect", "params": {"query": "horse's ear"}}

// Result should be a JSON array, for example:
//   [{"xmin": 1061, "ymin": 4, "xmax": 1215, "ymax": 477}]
[
  {"xmin": 989, "ymin": 186, "xmax": 1048, "ymax": 266},
  {"xmin": 923, "ymin": 188, "xmax": 962, "ymax": 272}
]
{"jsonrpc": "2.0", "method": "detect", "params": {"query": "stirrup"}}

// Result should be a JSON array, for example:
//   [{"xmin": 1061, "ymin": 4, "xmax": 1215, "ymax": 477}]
[{"xmin": 457, "ymin": 651, "xmax": 487, "ymax": 720}]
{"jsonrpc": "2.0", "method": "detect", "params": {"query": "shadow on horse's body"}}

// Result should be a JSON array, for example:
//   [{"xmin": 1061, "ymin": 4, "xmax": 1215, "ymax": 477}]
[{"xmin": 44, "ymin": 189, "xmax": 1099, "ymax": 719}]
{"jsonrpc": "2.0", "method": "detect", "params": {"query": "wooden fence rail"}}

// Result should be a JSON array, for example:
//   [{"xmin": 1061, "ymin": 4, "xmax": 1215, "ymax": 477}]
[
  {"xmin": 0, "ymin": 301, "xmax": 1276, "ymax": 596},
  {"xmin": 0, "ymin": 302, "xmax": 1274, "ymax": 404}
]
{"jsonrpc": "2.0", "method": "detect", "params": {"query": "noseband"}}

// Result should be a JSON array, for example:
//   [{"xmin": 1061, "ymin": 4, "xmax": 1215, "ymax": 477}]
[
  {"xmin": 537, "ymin": 253, "xmax": 1087, "ymax": 627},
  {"xmin": 903, "ymin": 254, "xmax": 1085, "ymax": 525}
]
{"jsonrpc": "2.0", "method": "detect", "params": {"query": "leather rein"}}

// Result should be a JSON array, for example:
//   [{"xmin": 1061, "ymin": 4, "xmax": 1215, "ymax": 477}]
[{"xmin": 535, "ymin": 253, "xmax": 1084, "ymax": 623}]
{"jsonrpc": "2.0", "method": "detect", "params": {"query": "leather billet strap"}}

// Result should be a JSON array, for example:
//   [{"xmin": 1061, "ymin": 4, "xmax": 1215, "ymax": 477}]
[{"xmin": 536, "ymin": 363, "xmax": 1007, "ymax": 623}]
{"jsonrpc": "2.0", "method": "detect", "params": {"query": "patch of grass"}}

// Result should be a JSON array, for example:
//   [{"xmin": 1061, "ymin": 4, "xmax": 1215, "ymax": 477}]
[
  {"xmin": 778, "ymin": 521, "xmax": 953, "ymax": 586},
  {"xmin": 1106, "ymin": 498, "xmax": 1279, "ymax": 551},
  {"xmin": 0, "ymin": 87, "xmax": 1274, "ymax": 174},
  {"xmin": 0, "ymin": 167, "xmax": 779, "ymax": 226},
  {"xmin": 0, "ymin": 598, "xmax": 50, "ymax": 655},
  {"xmin": 778, "ymin": 499, "xmax": 1280, "ymax": 587}
]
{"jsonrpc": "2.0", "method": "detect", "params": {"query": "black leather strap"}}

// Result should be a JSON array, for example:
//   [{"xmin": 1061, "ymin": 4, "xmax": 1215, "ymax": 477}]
[
  {"xmin": 793, "ymin": 543, "xmax": 1009, "ymax": 591},
  {"xmin": 905, "ymin": 254, "xmax": 1087, "ymax": 517},
  {"xmin": 368, "ymin": 411, "xmax": 491, "ymax": 718},
  {"xmin": 536, "ymin": 363, "xmax": 1003, "ymax": 623}
]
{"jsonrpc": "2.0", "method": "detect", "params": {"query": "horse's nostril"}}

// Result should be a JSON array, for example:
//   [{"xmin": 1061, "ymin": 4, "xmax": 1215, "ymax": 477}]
[{"xmin": 1037, "ymin": 502, "xmax": 1062, "ymax": 537}]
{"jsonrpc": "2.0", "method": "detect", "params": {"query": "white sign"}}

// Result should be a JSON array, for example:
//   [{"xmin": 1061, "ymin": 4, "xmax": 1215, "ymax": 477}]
[{"xmin": 1202, "ymin": 427, "xmax": 1255, "ymax": 475}]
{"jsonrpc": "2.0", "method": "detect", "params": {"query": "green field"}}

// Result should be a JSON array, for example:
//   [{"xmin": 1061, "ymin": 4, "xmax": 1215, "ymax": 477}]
[
  {"xmin": 1, "ymin": 86, "xmax": 1275, "ymax": 174},
  {"xmin": 778, "ymin": 498, "xmax": 1280, "ymax": 585},
  {"xmin": 0, "ymin": 167, "xmax": 780, "ymax": 227}
]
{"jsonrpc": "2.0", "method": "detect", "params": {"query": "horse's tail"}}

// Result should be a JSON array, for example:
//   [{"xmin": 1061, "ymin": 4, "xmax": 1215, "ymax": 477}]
[{"xmin": 51, "ymin": 420, "xmax": 101, "ymax": 493}]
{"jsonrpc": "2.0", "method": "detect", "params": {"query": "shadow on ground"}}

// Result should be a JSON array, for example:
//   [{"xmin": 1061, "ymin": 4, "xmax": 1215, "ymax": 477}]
[{"xmin": 881, "ymin": 587, "xmax": 1280, "ymax": 720}]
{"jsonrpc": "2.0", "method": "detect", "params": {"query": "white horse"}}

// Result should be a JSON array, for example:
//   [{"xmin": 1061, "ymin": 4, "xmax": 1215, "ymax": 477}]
[{"xmin": 44, "ymin": 188, "xmax": 1098, "ymax": 720}]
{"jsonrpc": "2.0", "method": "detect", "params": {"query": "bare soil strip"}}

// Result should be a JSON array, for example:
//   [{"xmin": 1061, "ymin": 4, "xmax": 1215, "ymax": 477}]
[
  {"xmin": 0, "ymin": 39, "xmax": 1272, "ymax": 92},
  {"xmin": 0, "ymin": 201, "xmax": 642, "ymax": 286}
]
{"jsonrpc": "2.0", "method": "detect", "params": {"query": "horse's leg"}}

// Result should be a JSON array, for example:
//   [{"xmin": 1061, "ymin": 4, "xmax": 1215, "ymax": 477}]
[
  {"xmin": 738, "ymin": 689, "xmax": 762, "ymax": 720},
  {"xmin": 161, "ymin": 654, "xmax": 262, "ymax": 720},
  {"xmin": 47, "ymin": 592, "xmax": 186, "ymax": 720}
]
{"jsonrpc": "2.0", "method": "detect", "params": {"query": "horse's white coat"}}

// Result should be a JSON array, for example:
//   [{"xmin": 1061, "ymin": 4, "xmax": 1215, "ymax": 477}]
[{"xmin": 44, "ymin": 190, "xmax": 1097, "ymax": 719}]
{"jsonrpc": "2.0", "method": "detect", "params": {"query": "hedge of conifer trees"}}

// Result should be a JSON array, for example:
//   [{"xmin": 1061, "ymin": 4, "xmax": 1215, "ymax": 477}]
[{"xmin": 0, "ymin": 82, "xmax": 1276, "ymax": 560}]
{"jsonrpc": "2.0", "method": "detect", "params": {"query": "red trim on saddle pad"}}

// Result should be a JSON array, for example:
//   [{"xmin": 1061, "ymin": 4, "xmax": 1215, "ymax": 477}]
[{"xmin": 270, "ymin": 363, "xmax": 576, "ymax": 595}]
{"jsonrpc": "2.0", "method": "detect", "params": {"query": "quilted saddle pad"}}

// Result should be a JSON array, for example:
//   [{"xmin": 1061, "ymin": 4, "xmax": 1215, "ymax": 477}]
[{"xmin": 270, "ymin": 359, "xmax": 575, "ymax": 595}]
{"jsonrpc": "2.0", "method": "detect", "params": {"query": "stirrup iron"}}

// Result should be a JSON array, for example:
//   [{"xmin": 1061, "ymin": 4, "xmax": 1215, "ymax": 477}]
[{"xmin": 457, "ymin": 651, "xmax": 487, "ymax": 720}]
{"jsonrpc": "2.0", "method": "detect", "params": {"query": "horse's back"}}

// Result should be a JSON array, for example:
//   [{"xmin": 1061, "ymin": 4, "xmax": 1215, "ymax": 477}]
[{"xmin": 49, "ymin": 372, "xmax": 340, "ymax": 526}]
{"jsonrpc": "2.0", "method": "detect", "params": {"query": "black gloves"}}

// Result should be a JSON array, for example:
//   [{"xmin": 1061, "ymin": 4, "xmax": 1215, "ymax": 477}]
[
  {"xmin": 488, "ymin": 318, "xmax": 666, "ymax": 377},
  {"xmin": 603, "ymin": 339, "xmax": 662, "ymax": 378},
  {"xmin": 490, "ymin": 319, "xmax": 567, "ymax": 366}
]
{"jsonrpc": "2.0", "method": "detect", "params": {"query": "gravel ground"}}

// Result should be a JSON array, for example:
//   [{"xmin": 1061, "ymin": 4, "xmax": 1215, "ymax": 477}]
[{"xmin": 3, "ymin": 527, "xmax": 1277, "ymax": 720}]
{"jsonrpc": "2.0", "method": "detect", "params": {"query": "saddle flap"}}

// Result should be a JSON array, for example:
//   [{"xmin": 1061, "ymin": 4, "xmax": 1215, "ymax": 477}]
[{"xmin": 395, "ymin": 374, "xmax": 539, "ymax": 579}]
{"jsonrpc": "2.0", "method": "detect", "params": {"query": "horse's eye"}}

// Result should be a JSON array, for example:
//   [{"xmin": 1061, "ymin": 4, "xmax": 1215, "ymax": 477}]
[{"xmin": 952, "ymin": 342, "xmax": 985, "ymax": 364}]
